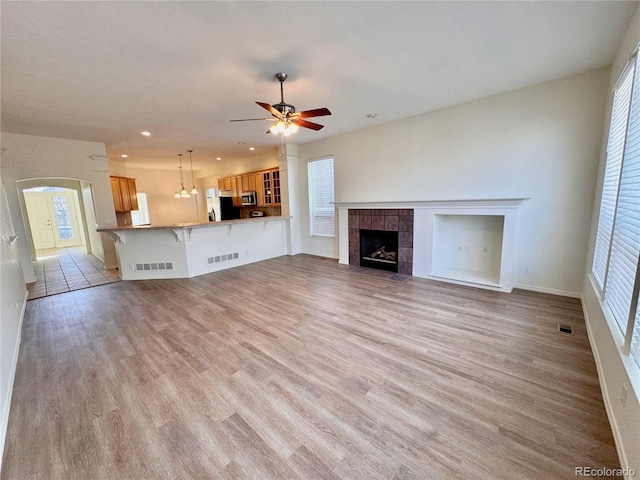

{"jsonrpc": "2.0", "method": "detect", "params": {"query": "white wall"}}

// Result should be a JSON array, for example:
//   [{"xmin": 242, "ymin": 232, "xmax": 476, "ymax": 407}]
[
  {"xmin": 582, "ymin": 4, "xmax": 640, "ymax": 476},
  {"xmin": 297, "ymin": 68, "xmax": 610, "ymax": 296},
  {"xmin": 0, "ymin": 177, "xmax": 28, "ymax": 465},
  {"xmin": 123, "ymin": 166, "xmax": 202, "ymax": 226},
  {"xmin": 0, "ymin": 133, "xmax": 117, "ymax": 280}
]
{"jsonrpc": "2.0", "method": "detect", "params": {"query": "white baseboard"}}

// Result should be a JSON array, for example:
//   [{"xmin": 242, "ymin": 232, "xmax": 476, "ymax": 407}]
[
  {"xmin": 580, "ymin": 291, "xmax": 630, "ymax": 477},
  {"xmin": 0, "ymin": 289, "xmax": 28, "ymax": 469},
  {"xmin": 512, "ymin": 282, "xmax": 581, "ymax": 299}
]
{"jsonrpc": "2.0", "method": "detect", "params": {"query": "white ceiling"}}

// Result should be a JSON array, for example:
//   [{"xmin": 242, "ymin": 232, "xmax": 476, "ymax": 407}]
[{"xmin": 1, "ymin": 1, "xmax": 636, "ymax": 170}]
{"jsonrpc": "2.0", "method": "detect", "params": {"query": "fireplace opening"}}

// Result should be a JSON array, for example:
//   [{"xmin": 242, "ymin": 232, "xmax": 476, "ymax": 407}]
[{"xmin": 360, "ymin": 229, "xmax": 399, "ymax": 272}]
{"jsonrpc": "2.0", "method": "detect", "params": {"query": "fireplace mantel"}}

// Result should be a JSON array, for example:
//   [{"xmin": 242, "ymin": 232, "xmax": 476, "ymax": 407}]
[
  {"xmin": 336, "ymin": 198, "xmax": 529, "ymax": 292},
  {"xmin": 334, "ymin": 198, "xmax": 528, "ymax": 210}
]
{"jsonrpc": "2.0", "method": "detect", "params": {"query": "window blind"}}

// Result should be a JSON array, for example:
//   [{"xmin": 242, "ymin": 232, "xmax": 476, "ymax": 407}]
[
  {"xmin": 633, "ymin": 307, "xmax": 640, "ymax": 369},
  {"xmin": 593, "ymin": 64, "xmax": 635, "ymax": 289},
  {"xmin": 308, "ymin": 157, "xmax": 335, "ymax": 237},
  {"xmin": 606, "ymin": 56, "xmax": 640, "ymax": 334}
]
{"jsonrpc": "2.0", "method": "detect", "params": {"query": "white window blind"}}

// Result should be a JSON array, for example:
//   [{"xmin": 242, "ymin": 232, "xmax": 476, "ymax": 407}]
[
  {"xmin": 308, "ymin": 157, "xmax": 335, "ymax": 237},
  {"xmin": 606, "ymin": 57, "xmax": 640, "ymax": 334},
  {"xmin": 592, "ymin": 48, "xmax": 640, "ymax": 372},
  {"xmin": 593, "ymin": 64, "xmax": 634, "ymax": 289},
  {"xmin": 633, "ymin": 307, "xmax": 640, "ymax": 369}
]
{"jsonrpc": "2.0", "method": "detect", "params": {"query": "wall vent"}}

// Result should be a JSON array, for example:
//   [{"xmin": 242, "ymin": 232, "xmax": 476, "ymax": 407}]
[
  {"xmin": 208, "ymin": 252, "xmax": 239, "ymax": 264},
  {"xmin": 135, "ymin": 262, "xmax": 174, "ymax": 271},
  {"xmin": 557, "ymin": 323, "xmax": 574, "ymax": 335}
]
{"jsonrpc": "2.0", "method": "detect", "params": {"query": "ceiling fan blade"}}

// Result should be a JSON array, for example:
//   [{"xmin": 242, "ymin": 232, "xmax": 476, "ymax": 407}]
[
  {"xmin": 292, "ymin": 118, "xmax": 324, "ymax": 131},
  {"xmin": 256, "ymin": 101, "xmax": 282, "ymax": 117},
  {"xmin": 229, "ymin": 118, "xmax": 276, "ymax": 122},
  {"xmin": 295, "ymin": 107, "xmax": 332, "ymax": 119}
]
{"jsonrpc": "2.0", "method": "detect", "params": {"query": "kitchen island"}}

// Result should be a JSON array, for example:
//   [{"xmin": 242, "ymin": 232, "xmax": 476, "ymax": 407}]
[{"xmin": 98, "ymin": 216, "xmax": 291, "ymax": 280}]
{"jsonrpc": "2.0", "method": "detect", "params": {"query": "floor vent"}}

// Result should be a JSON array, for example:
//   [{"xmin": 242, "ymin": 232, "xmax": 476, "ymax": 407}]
[
  {"xmin": 557, "ymin": 323, "xmax": 574, "ymax": 335},
  {"xmin": 135, "ymin": 262, "xmax": 174, "ymax": 271},
  {"xmin": 208, "ymin": 252, "xmax": 239, "ymax": 265}
]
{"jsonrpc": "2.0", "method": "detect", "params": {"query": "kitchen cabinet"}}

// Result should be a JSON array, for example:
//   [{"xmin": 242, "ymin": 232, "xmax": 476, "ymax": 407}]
[
  {"xmin": 216, "ymin": 167, "xmax": 280, "ymax": 207},
  {"xmin": 110, "ymin": 176, "xmax": 138, "ymax": 213},
  {"xmin": 127, "ymin": 178, "xmax": 139, "ymax": 210},
  {"xmin": 230, "ymin": 176, "xmax": 242, "ymax": 206},
  {"xmin": 259, "ymin": 168, "xmax": 281, "ymax": 205},
  {"xmin": 110, "ymin": 178, "xmax": 123, "ymax": 212},
  {"xmin": 255, "ymin": 172, "xmax": 264, "ymax": 206}
]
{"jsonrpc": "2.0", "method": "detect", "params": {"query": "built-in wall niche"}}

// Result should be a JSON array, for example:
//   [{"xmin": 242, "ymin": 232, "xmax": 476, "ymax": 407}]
[{"xmin": 431, "ymin": 214, "xmax": 504, "ymax": 287}]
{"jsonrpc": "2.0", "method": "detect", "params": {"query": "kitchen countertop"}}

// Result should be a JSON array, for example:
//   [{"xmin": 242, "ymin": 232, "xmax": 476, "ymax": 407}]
[{"xmin": 97, "ymin": 216, "xmax": 291, "ymax": 232}]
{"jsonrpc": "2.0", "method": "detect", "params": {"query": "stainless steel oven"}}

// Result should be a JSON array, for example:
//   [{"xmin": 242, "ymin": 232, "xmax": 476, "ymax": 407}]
[{"xmin": 241, "ymin": 191, "xmax": 257, "ymax": 206}]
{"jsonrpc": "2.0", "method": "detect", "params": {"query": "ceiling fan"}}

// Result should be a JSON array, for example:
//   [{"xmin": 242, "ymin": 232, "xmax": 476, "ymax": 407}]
[{"xmin": 230, "ymin": 72, "xmax": 331, "ymax": 135}]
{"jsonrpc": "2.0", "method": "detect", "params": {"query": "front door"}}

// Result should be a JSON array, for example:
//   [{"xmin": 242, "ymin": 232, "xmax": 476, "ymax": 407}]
[
  {"xmin": 49, "ymin": 191, "xmax": 83, "ymax": 248},
  {"xmin": 24, "ymin": 194, "xmax": 55, "ymax": 249}
]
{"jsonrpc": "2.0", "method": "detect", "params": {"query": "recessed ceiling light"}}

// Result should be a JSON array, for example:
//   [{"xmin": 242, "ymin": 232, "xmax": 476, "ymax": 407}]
[
  {"xmin": 120, "ymin": 154, "xmax": 128, "ymax": 158},
  {"xmin": 249, "ymin": 147, "xmax": 255, "ymax": 151},
  {"xmin": 366, "ymin": 113, "xmax": 377, "ymax": 118},
  {"xmin": 216, "ymin": 157, "xmax": 222, "ymax": 161},
  {"xmin": 141, "ymin": 131, "xmax": 151, "ymax": 136}
]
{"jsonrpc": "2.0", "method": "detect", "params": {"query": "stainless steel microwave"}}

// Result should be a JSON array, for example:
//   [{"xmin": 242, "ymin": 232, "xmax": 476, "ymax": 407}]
[{"xmin": 241, "ymin": 191, "xmax": 257, "ymax": 206}]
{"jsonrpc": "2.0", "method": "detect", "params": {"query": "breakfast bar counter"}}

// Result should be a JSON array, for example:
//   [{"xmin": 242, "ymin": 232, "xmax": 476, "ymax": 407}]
[{"xmin": 98, "ymin": 216, "xmax": 291, "ymax": 280}]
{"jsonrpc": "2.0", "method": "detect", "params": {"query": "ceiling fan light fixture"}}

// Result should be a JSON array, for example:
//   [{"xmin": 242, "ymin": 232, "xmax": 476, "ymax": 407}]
[{"xmin": 270, "ymin": 120, "xmax": 299, "ymax": 136}]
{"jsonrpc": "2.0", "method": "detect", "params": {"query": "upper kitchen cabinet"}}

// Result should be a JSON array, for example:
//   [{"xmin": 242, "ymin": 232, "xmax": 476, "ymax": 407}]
[
  {"xmin": 260, "ymin": 168, "xmax": 281, "ymax": 205},
  {"xmin": 110, "ymin": 176, "xmax": 138, "ymax": 212}
]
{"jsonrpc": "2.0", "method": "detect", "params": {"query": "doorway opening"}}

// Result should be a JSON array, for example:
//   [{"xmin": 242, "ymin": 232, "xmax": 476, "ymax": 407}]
[{"xmin": 23, "ymin": 186, "xmax": 86, "ymax": 255}]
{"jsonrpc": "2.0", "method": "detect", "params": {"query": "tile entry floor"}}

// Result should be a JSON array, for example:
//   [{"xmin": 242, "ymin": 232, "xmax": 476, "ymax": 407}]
[{"xmin": 27, "ymin": 246, "xmax": 120, "ymax": 299}]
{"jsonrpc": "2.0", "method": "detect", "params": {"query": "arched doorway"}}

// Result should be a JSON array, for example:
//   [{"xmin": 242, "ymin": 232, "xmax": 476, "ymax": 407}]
[
  {"xmin": 23, "ymin": 186, "xmax": 86, "ymax": 254},
  {"xmin": 16, "ymin": 178, "xmax": 119, "ymax": 298}
]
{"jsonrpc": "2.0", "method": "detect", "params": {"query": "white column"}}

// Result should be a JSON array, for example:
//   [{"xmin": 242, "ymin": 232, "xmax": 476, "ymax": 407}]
[{"xmin": 278, "ymin": 143, "xmax": 302, "ymax": 255}]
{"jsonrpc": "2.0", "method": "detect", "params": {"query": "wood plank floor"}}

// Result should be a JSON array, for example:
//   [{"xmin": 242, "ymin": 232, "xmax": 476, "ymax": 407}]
[{"xmin": 1, "ymin": 254, "xmax": 620, "ymax": 479}]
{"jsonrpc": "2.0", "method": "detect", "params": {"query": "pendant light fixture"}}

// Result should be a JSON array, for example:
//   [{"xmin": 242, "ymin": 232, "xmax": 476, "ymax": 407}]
[
  {"xmin": 188, "ymin": 149, "xmax": 198, "ymax": 195},
  {"xmin": 174, "ymin": 153, "xmax": 190, "ymax": 198}
]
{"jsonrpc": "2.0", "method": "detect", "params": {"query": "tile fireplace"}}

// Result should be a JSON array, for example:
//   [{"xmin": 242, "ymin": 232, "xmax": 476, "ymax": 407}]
[{"xmin": 348, "ymin": 209, "xmax": 414, "ymax": 275}]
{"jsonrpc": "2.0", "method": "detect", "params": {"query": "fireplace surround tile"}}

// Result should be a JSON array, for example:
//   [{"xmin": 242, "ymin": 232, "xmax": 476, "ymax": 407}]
[
  {"xmin": 399, "ymin": 231, "xmax": 413, "ymax": 248},
  {"xmin": 371, "ymin": 216, "xmax": 385, "ymax": 230},
  {"xmin": 384, "ymin": 216, "xmax": 399, "ymax": 231},
  {"xmin": 399, "ymin": 215, "xmax": 413, "ymax": 232},
  {"xmin": 349, "ymin": 208, "xmax": 413, "ymax": 275},
  {"xmin": 359, "ymin": 215, "xmax": 372, "ymax": 229}
]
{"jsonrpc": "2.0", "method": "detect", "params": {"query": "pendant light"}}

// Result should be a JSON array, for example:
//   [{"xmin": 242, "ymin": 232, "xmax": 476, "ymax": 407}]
[
  {"xmin": 188, "ymin": 149, "xmax": 198, "ymax": 195},
  {"xmin": 174, "ymin": 153, "xmax": 190, "ymax": 198}
]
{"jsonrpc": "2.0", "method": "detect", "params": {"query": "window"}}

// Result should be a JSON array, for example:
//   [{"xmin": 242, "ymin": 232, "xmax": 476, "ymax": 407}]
[
  {"xmin": 131, "ymin": 193, "xmax": 150, "ymax": 226},
  {"xmin": 308, "ymin": 157, "xmax": 335, "ymax": 237},
  {"xmin": 592, "ymin": 50, "xmax": 640, "ymax": 369}
]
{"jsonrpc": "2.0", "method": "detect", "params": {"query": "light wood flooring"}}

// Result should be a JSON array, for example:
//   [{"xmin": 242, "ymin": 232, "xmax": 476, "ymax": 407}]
[{"xmin": 2, "ymin": 255, "xmax": 619, "ymax": 479}]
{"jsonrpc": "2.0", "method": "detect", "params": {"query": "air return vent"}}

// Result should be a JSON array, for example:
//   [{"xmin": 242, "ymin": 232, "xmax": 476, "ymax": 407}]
[
  {"xmin": 557, "ymin": 323, "xmax": 574, "ymax": 335},
  {"xmin": 207, "ymin": 252, "xmax": 239, "ymax": 264},
  {"xmin": 135, "ymin": 262, "xmax": 174, "ymax": 271}
]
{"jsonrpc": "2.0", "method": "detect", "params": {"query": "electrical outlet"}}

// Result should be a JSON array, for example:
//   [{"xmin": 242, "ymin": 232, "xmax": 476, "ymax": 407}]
[
  {"xmin": 621, "ymin": 383, "xmax": 628, "ymax": 408},
  {"xmin": 105, "ymin": 219, "xmax": 112, "ymax": 225},
  {"xmin": 483, "ymin": 247, "xmax": 489, "ymax": 253},
  {"xmin": 524, "ymin": 266, "xmax": 531, "ymax": 275}
]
